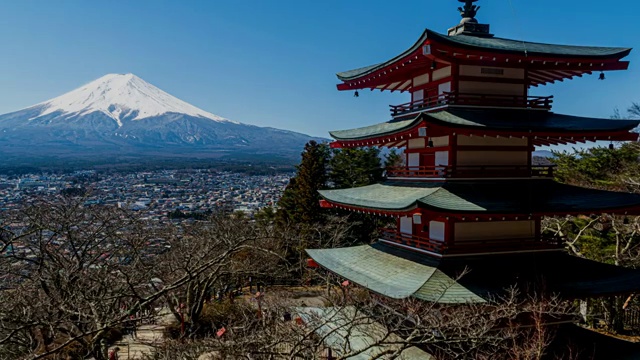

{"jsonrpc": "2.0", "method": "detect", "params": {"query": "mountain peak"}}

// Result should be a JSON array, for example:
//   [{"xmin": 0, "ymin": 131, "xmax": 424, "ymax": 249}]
[{"xmin": 28, "ymin": 73, "xmax": 234, "ymax": 126}]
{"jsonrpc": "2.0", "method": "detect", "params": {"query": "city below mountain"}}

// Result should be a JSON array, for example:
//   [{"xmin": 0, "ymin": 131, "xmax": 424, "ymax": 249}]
[{"xmin": 0, "ymin": 73, "xmax": 322, "ymax": 168}]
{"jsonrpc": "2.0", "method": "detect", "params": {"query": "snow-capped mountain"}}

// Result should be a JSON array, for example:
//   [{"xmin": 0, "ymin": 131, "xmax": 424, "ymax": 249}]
[
  {"xmin": 0, "ymin": 73, "xmax": 321, "ymax": 163},
  {"xmin": 28, "ymin": 73, "xmax": 235, "ymax": 126}
]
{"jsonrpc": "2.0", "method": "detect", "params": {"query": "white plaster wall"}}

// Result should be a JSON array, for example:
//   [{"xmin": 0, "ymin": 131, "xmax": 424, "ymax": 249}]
[
  {"xmin": 457, "ymin": 151, "xmax": 528, "ymax": 166},
  {"xmin": 459, "ymin": 65, "xmax": 525, "ymax": 79},
  {"xmin": 407, "ymin": 153, "xmax": 420, "ymax": 167},
  {"xmin": 413, "ymin": 72, "xmax": 430, "ymax": 87},
  {"xmin": 412, "ymin": 89, "xmax": 424, "ymax": 102},
  {"xmin": 457, "ymin": 135, "xmax": 527, "ymax": 146},
  {"xmin": 408, "ymin": 138, "xmax": 426, "ymax": 149},
  {"xmin": 435, "ymin": 151, "xmax": 449, "ymax": 166},
  {"xmin": 438, "ymin": 81, "xmax": 452, "ymax": 95},
  {"xmin": 430, "ymin": 221, "xmax": 446, "ymax": 241},
  {"xmin": 458, "ymin": 81, "xmax": 524, "ymax": 96},
  {"xmin": 433, "ymin": 67, "xmax": 452, "ymax": 81},
  {"xmin": 431, "ymin": 136, "xmax": 449, "ymax": 147},
  {"xmin": 400, "ymin": 217, "xmax": 413, "ymax": 235},
  {"xmin": 455, "ymin": 221, "xmax": 535, "ymax": 241}
]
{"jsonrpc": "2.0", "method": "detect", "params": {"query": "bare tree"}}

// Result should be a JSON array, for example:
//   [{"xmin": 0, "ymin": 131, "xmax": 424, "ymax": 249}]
[
  {"xmin": 150, "ymin": 277, "xmax": 574, "ymax": 360},
  {"xmin": 0, "ymin": 197, "xmax": 288, "ymax": 359}
]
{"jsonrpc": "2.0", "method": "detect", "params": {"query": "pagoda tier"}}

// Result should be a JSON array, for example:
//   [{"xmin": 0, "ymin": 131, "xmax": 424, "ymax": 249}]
[
  {"xmin": 336, "ymin": 28, "xmax": 630, "ymax": 93},
  {"xmin": 319, "ymin": 180, "xmax": 640, "ymax": 257},
  {"xmin": 330, "ymin": 109, "xmax": 640, "ymax": 148},
  {"xmin": 306, "ymin": 242, "xmax": 640, "ymax": 304}
]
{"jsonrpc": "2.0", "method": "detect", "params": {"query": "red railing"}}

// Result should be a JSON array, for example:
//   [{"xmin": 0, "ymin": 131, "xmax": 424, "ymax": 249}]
[
  {"xmin": 380, "ymin": 228, "xmax": 564, "ymax": 256},
  {"xmin": 386, "ymin": 165, "xmax": 555, "ymax": 179},
  {"xmin": 380, "ymin": 229, "xmax": 444, "ymax": 254},
  {"xmin": 385, "ymin": 166, "xmax": 448, "ymax": 178},
  {"xmin": 390, "ymin": 92, "xmax": 553, "ymax": 116}
]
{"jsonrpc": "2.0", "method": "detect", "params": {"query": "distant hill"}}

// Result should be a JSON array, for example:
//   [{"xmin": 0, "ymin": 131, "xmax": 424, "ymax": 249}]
[
  {"xmin": 532, "ymin": 150, "xmax": 555, "ymax": 158},
  {"xmin": 0, "ymin": 74, "xmax": 323, "ymax": 167}
]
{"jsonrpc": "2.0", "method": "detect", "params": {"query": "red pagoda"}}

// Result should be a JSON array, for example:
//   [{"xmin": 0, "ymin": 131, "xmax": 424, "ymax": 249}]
[{"xmin": 307, "ymin": 1, "xmax": 640, "ymax": 305}]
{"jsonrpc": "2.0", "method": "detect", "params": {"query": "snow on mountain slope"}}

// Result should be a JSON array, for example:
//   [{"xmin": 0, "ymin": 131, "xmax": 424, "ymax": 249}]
[{"xmin": 26, "ymin": 73, "xmax": 236, "ymax": 126}]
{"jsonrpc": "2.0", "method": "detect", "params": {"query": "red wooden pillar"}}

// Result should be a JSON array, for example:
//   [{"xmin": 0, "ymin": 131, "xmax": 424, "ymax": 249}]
[
  {"xmin": 446, "ymin": 218, "xmax": 455, "ymax": 248},
  {"xmin": 449, "ymin": 134, "xmax": 458, "ymax": 169}
]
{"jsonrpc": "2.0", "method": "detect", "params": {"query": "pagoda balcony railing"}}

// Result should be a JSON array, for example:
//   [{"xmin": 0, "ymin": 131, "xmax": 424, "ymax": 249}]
[
  {"xmin": 379, "ymin": 229, "xmax": 445, "ymax": 254},
  {"xmin": 380, "ymin": 228, "xmax": 565, "ymax": 256},
  {"xmin": 386, "ymin": 165, "xmax": 555, "ymax": 179},
  {"xmin": 389, "ymin": 92, "xmax": 553, "ymax": 117}
]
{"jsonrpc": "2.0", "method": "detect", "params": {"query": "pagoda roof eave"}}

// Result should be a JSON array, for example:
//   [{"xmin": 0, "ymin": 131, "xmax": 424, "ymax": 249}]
[
  {"xmin": 319, "ymin": 180, "xmax": 640, "ymax": 216},
  {"xmin": 336, "ymin": 28, "xmax": 631, "ymax": 85},
  {"xmin": 306, "ymin": 244, "xmax": 486, "ymax": 304},
  {"xmin": 329, "ymin": 108, "xmax": 640, "ymax": 146},
  {"xmin": 307, "ymin": 243, "xmax": 640, "ymax": 303}
]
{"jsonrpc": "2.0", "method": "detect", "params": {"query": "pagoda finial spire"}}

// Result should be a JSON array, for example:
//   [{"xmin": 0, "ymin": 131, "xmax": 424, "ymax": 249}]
[
  {"xmin": 457, "ymin": 0, "xmax": 480, "ymax": 23},
  {"xmin": 449, "ymin": 0, "xmax": 492, "ymax": 37}
]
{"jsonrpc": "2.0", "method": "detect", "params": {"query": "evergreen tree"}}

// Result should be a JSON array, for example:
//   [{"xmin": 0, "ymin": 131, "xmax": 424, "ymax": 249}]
[
  {"xmin": 383, "ymin": 149, "xmax": 404, "ymax": 168},
  {"xmin": 329, "ymin": 147, "xmax": 383, "ymax": 189},
  {"xmin": 276, "ymin": 141, "xmax": 329, "ymax": 225}
]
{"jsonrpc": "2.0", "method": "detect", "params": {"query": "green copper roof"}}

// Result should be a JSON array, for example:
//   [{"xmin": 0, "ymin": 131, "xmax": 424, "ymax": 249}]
[
  {"xmin": 329, "ymin": 108, "xmax": 640, "ymax": 141},
  {"xmin": 337, "ymin": 29, "xmax": 631, "ymax": 81},
  {"xmin": 329, "ymin": 117, "xmax": 421, "ymax": 141},
  {"xmin": 319, "ymin": 180, "xmax": 640, "ymax": 214},
  {"xmin": 307, "ymin": 243, "xmax": 640, "ymax": 303},
  {"xmin": 306, "ymin": 244, "xmax": 485, "ymax": 304},
  {"xmin": 319, "ymin": 183, "xmax": 439, "ymax": 212}
]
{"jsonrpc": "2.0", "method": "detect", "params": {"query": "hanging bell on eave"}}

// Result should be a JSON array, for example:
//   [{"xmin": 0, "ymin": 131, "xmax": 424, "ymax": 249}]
[{"xmin": 599, "ymin": 72, "xmax": 606, "ymax": 80}]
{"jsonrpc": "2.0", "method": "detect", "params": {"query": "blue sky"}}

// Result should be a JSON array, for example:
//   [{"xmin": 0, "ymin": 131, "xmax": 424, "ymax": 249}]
[{"xmin": 0, "ymin": 0, "xmax": 638, "ymax": 138}]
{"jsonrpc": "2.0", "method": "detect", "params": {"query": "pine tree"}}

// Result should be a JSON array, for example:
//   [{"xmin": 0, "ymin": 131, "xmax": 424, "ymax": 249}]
[
  {"xmin": 276, "ymin": 141, "xmax": 329, "ymax": 225},
  {"xmin": 329, "ymin": 147, "xmax": 383, "ymax": 189}
]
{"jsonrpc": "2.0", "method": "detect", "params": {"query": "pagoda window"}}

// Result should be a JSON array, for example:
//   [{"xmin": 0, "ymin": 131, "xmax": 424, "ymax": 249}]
[{"xmin": 454, "ymin": 221, "xmax": 536, "ymax": 242}]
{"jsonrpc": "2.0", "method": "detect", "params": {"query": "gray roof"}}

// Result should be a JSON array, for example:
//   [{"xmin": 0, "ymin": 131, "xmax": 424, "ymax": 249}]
[
  {"xmin": 307, "ymin": 243, "xmax": 640, "ymax": 302},
  {"xmin": 337, "ymin": 29, "xmax": 631, "ymax": 81},
  {"xmin": 329, "ymin": 108, "xmax": 640, "ymax": 141},
  {"xmin": 319, "ymin": 180, "xmax": 640, "ymax": 214}
]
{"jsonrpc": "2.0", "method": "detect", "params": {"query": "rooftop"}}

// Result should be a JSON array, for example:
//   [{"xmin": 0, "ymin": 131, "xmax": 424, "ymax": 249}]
[
  {"xmin": 329, "ymin": 108, "xmax": 639, "ymax": 147},
  {"xmin": 319, "ymin": 179, "xmax": 640, "ymax": 215},
  {"xmin": 307, "ymin": 243, "xmax": 640, "ymax": 304}
]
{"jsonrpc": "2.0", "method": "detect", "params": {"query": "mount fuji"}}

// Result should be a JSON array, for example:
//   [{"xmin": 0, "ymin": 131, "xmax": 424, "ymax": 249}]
[{"xmin": 0, "ymin": 73, "xmax": 321, "ymax": 165}]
